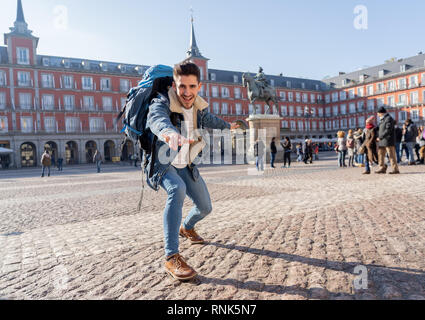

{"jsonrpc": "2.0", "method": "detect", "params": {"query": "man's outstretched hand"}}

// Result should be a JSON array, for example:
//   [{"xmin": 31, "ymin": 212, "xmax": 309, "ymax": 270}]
[
  {"xmin": 230, "ymin": 122, "xmax": 241, "ymax": 130},
  {"xmin": 162, "ymin": 132, "xmax": 195, "ymax": 151}
]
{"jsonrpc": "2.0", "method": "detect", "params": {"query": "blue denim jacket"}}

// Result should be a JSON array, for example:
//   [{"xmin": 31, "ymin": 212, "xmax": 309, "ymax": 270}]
[{"xmin": 145, "ymin": 88, "xmax": 231, "ymax": 190}]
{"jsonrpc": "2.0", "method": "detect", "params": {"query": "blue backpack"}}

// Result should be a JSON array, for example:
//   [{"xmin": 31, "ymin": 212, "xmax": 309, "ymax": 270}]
[{"xmin": 116, "ymin": 64, "xmax": 174, "ymax": 152}]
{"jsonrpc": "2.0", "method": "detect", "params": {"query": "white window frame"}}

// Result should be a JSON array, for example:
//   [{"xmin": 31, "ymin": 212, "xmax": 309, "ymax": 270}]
[
  {"xmin": 89, "ymin": 117, "xmax": 104, "ymax": 133},
  {"xmin": 212, "ymin": 86, "xmax": 218, "ymax": 98},
  {"xmin": 120, "ymin": 79, "xmax": 130, "ymax": 92},
  {"xmin": 0, "ymin": 92, "xmax": 6, "ymax": 109},
  {"xmin": 102, "ymin": 96, "xmax": 113, "ymax": 111},
  {"xmin": 101, "ymin": 78, "xmax": 111, "ymax": 91},
  {"xmin": 19, "ymin": 93, "xmax": 32, "ymax": 109},
  {"xmin": 65, "ymin": 117, "xmax": 79, "ymax": 133},
  {"xmin": 82, "ymin": 77, "xmax": 94, "ymax": 90},
  {"xmin": 17, "ymin": 47, "xmax": 30, "ymax": 65},
  {"xmin": 64, "ymin": 95, "xmax": 75, "ymax": 111},
  {"xmin": 0, "ymin": 71, "xmax": 6, "ymax": 86},
  {"xmin": 62, "ymin": 75, "xmax": 74, "ymax": 89},
  {"xmin": 44, "ymin": 117, "xmax": 56, "ymax": 133},
  {"xmin": 41, "ymin": 74, "xmax": 54, "ymax": 88},
  {"xmin": 221, "ymin": 103, "xmax": 228, "ymax": 114},
  {"xmin": 42, "ymin": 94, "xmax": 54, "ymax": 110},
  {"xmin": 83, "ymin": 96, "xmax": 95, "ymax": 111},
  {"xmin": 17, "ymin": 71, "xmax": 31, "ymax": 87},
  {"xmin": 0, "ymin": 116, "xmax": 8, "ymax": 132},
  {"xmin": 234, "ymin": 88, "xmax": 241, "ymax": 99},
  {"xmin": 21, "ymin": 116, "xmax": 33, "ymax": 133}
]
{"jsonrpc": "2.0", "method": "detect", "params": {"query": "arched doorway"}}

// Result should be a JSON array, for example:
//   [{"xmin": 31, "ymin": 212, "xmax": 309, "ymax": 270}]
[
  {"xmin": 121, "ymin": 139, "xmax": 134, "ymax": 161},
  {"xmin": 85, "ymin": 141, "xmax": 97, "ymax": 163},
  {"xmin": 44, "ymin": 141, "xmax": 58, "ymax": 166},
  {"xmin": 104, "ymin": 140, "xmax": 115, "ymax": 162},
  {"xmin": 20, "ymin": 142, "xmax": 37, "ymax": 167},
  {"xmin": 65, "ymin": 141, "xmax": 78, "ymax": 165}
]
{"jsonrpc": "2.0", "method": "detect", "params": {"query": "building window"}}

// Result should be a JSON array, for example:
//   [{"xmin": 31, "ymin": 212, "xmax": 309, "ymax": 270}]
[
  {"xmin": 290, "ymin": 121, "xmax": 296, "ymax": 131},
  {"xmin": 409, "ymin": 75, "xmax": 418, "ymax": 88},
  {"xmin": 44, "ymin": 117, "xmax": 55, "ymax": 133},
  {"xmin": 249, "ymin": 104, "xmax": 253, "ymax": 114},
  {"xmin": 17, "ymin": 71, "xmax": 31, "ymax": 87},
  {"xmin": 281, "ymin": 105, "xmax": 287, "ymax": 116},
  {"xmin": 388, "ymin": 96, "xmax": 395, "ymax": 107},
  {"xmin": 357, "ymin": 100, "xmax": 364, "ymax": 112},
  {"xmin": 286, "ymin": 81, "xmax": 291, "ymax": 88},
  {"xmin": 280, "ymin": 92, "xmax": 286, "ymax": 101},
  {"xmin": 289, "ymin": 106, "xmax": 294, "ymax": 116},
  {"xmin": 339, "ymin": 91, "xmax": 346, "ymax": 101},
  {"xmin": 349, "ymin": 103, "xmax": 356, "ymax": 113},
  {"xmin": 411, "ymin": 109, "xmax": 419, "ymax": 121},
  {"xmin": 0, "ymin": 71, "xmax": 6, "ymax": 86},
  {"xmin": 310, "ymin": 93, "xmax": 316, "ymax": 103},
  {"xmin": 377, "ymin": 98, "xmax": 385, "ymax": 108},
  {"xmin": 410, "ymin": 91, "xmax": 419, "ymax": 104},
  {"xmin": 221, "ymin": 103, "xmax": 228, "ymax": 114},
  {"xmin": 302, "ymin": 93, "xmax": 308, "ymax": 103},
  {"xmin": 398, "ymin": 78, "xmax": 406, "ymax": 90},
  {"xmin": 398, "ymin": 94, "xmax": 406, "ymax": 106},
  {"xmin": 332, "ymin": 92, "xmax": 338, "ymax": 102},
  {"xmin": 21, "ymin": 116, "xmax": 33, "ymax": 133},
  {"xmin": 221, "ymin": 87, "xmax": 230, "ymax": 98},
  {"xmin": 83, "ymin": 96, "xmax": 95, "ymax": 111},
  {"xmin": 65, "ymin": 117, "xmax": 79, "ymax": 133},
  {"xmin": 101, "ymin": 78, "xmax": 111, "ymax": 91},
  {"xmin": 332, "ymin": 105, "xmax": 338, "ymax": 116},
  {"xmin": 270, "ymin": 79, "xmax": 275, "ymax": 87},
  {"xmin": 82, "ymin": 77, "xmax": 93, "ymax": 90},
  {"xmin": 325, "ymin": 107, "xmax": 331, "ymax": 116},
  {"xmin": 235, "ymin": 103, "xmax": 242, "ymax": 115},
  {"xmin": 311, "ymin": 107, "xmax": 316, "ymax": 117},
  {"xmin": 41, "ymin": 74, "xmax": 54, "ymax": 88},
  {"xmin": 288, "ymin": 92, "xmax": 293, "ymax": 102},
  {"xmin": 340, "ymin": 104, "xmax": 347, "ymax": 115},
  {"xmin": 210, "ymin": 73, "xmax": 216, "ymax": 81},
  {"xmin": 234, "ymin": 88, "xmax": 241, "ymax": 99},
  {"xmin": 281, "ymin": 120, "xmax": 288, "ymax": 129},
  {"xmin": 399, "ymin": 111, "xmax": 407, "ymax": 122},
  {"xmin": 367, "ymin": 85, "xmax": 374, "ymax": 96},
  {"xmin": 358, "ymin": 87, "xmax": 364, "ymax": 97},
  {"xmin": 296, "ymin": 92, "xmax": 301, "ymax": 102},
  {"xmin": 62, "ymin": 75, "xmax": 74, "ymax": 89},
  {"xmin": 233, "ymin": 75, "xmax": 238, "ymax": 83},
  {"xmin": 349, "ymin": 118, "xmax": 356, "ymax": 128},
  {"xmin": 212, "ymin": 86, "xmax": 218, "ymax": 98},
  {"xmin": 17, "ymin": 47, "xmax": 30, "ymax": 65},
  {"xmin": 312, "ymin": 121, "xmax": 317, "ymax": 130},
  {"xmin": 89, "ymin": 118, "xmax": 104, "ymax": 133},
  {"xmin": 0, "ymin": 92, "xmax": 6, "ymax": 109},
  {"xmin": 64, "ymin": 95, "xmax": 75, "ymax": 111},
  {"xmin": 298, "ymin": 121, "xmax": 304, "ymax": 131},
  {"xmin": 325, "ymin": 94, "xmax": 330, "ymax": 103},
  {"xmin": 348, "ymin": 89, "xmax": 355, "ymax": 99},
  {"xmin": 387, "ymin": 80, "xmax": 395, "ymax": 91},
  {"xmin": 102, "ymin": 97, "xmax": 113, "ymax": 111},
  {"xmin": 296, "ymin": 106, "xmax": 302, "ymax": 116},
  {"xmin": 42, "ymin": 95, "xmax": 54, "ymax": 110},
  {"xmin": 19, "ymin": 93, "xmax": 32, "ymax": 109},
  {"xmin": 213, "ymin": 102, "xmax": 219, "ymax": 114},
  {"xmin": 367, "ymin": 99, "xmax": 375, "ymax": 111},
  {"xmin": 120, "ymin": 79, "xmax": 130, "ymax": 92},
  {"xmin": 318, "ymin": 108, "xmax": 323, "ymax": 117},
  {"xmin": 0, "ymin": 116, "xmax": 8, "ymax": 132}
]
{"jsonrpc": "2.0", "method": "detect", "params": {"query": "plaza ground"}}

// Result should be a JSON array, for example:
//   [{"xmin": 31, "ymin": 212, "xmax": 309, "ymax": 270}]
[{"xmin": 0, "ymin": 153, "xmax": 424, "ymax": 300}]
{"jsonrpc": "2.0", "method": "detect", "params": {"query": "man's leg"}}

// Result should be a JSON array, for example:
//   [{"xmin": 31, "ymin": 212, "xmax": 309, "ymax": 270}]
[
  {"xmin": 376, "ymin": 147, "xmax": 387, "ymax": 172},
  {"xmin": 395, "ymin": 143, "xmax": 401, "ymax": 163},
  {"xmin": 47, "ymin": 166, "xmax": 50, "ymax": 177},
  {"xmin": 41, "ymin": 166, "xmax": 45, "ymax": 177},
  {"xmin": 179, "ymin": 167, "xmax": 212, "ymax": 233},
  {"xmin": 387, "ymin": 146, "xmax": 399, "ymax": 173},
  {"xmin": 160, "ymin": 166, "xmax": 187, "ymax": 258}
]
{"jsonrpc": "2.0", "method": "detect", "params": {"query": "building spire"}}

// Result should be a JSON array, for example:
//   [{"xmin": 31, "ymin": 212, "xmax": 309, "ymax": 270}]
[
  {"xmin": 186, "ymin": 10, "xmax": 206, "ymax": 59},
  {"xmin": 16, "ymin": 0, "xmax": 26, "ymax": 23}
]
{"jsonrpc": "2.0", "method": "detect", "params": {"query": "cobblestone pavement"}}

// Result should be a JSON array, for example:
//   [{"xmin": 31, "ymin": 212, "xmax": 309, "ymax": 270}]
[{"xmin": 0, "ymin": 153, "xmax": 424, "ymax": 300}]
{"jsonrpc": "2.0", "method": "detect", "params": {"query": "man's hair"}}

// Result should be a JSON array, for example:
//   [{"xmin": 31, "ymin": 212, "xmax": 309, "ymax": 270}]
[{"xmin": 173, "ymin": 60, "xmax": 201, "ymax": 83}]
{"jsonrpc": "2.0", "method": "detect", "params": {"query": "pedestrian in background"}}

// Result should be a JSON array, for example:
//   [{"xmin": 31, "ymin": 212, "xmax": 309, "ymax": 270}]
[
  {"xmin": 375, "ymin": 107, "xmax": 399, "ymax": 174},
  {"xmin": 336, "ymin": 131, "xmax": 347, "ymax": 167},
  {"xmin": 353, "ymin": 128, "xmax": 365, "ymax": 166},
  {"xmin": 402, "ymin": 119, "xmax": 418, "ymax": 165},
  {"xmin": 270, "ymin": 137, "xmax": 277, "ymax": 168},
  {"xmin": 394, "ymin": 124, "xmax": 402, "ymax": 163},
  {"xmin": 41, "ymin": 149, "xmax": 51, "ymax": 177},
  {"xmin": 281, "ymin": 136, "xmax": 292, "ymax": 168},
  {"xmin": 254, "ymin": 138, "xmax": 265, "ymax": 171},
  {"xmin": 418, "ymin": 126, "xmax": 425, "ymax": 164},
  {"xmin": 346, "ymin": 129, "xmax": 355, "ymax": 167},
  {"xmin": 296, "ymin": 143, "xmax": 303, "ymax": 162},
  {"xmin": 359, "ymin": 116, "xmax": 378, "ymax": 174},
  {"xmin": 93, "ymin": 149, "xmax": 102, "ymax": 173},
  {"xmin": 57, "ymin": 157, "xmax": 63, "ymax": 171}
]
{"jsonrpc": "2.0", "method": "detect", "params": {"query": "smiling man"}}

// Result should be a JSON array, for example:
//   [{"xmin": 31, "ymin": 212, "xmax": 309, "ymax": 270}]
[{"xmin": 146, "ymin": 61, "xmax": 239, "ymax": 281}]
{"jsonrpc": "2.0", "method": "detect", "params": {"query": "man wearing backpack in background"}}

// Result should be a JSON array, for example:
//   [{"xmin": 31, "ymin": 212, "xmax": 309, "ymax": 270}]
[
  {"xmin": 41, "ymin": 149, "xmax": 51, "ymax": 177},
  {"xmin": 144, "ymin": 61, "xmax": 240, "ymax": 281}
]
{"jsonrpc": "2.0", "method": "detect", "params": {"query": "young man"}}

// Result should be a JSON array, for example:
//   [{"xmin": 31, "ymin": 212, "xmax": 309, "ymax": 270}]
[
  {"xmin": 375, "ymin": 107, "xmax": 400, "ymax": 174},
  {"xmin": 270, "ymin": 137, "xmax": 277, "ymax": 168},
  {"xmin": 145, "ymin": 61, "xmax": 239, "ymax": 281}
]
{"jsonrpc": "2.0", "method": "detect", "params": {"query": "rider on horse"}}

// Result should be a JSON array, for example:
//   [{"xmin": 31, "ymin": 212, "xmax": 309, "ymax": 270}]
[{"xmin": 255, "ymin": 67, "xmax": 269, "ymax": 97}]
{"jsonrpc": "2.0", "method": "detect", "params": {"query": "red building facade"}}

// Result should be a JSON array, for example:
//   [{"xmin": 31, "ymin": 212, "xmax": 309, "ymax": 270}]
[{"xmin": 1, "ymin": 1, "xmax": 424, "ymax": 169}]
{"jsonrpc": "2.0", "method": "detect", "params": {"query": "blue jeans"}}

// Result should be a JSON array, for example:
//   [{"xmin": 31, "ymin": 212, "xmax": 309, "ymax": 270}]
[
  {"xmin": 256, "ymin": 156, "xmax": 264, "ymax": 171},
  {"xmin": 357, "ymin": 153, "xmax": 364, "ymax": 164},
  {"xmin": 41, "ymin": 166, "xmax": 50, "ymax": 176},
  {"xmin": 160, "ymin": 165, "xmax": 212, "ymax": 258},
  {"xmin": 270, "ymin": 152, "xmax": 276, "ymax": 167},
  {"xmin": 96, "ymin": 161, "xmax": 102, "ymax": 173},
  {"xmin": 365, "ymin": 154, "xmax": 370, "ymax": 172},
  {"xmin": 406, "ymin": 142, "xmax": 415, "ymax": 162},
  {"xmin": 400, "ymin": 143, "xmax": 409, "ymax": 162},
  {"xmin": 338, "ymin": 150, "xmax": 347, "ymax": 167}
]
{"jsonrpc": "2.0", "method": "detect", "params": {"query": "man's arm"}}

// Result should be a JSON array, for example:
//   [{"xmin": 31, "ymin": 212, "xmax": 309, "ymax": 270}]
[{"xmin": 201, "ymin": 110, "xmax": 240, "ymax": 130}]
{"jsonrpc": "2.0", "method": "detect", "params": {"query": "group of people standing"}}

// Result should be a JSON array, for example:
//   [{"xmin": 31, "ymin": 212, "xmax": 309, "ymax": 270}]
[
  {"xmin": 40, "ymin": 149, "xmax": 63, "ymax": 177},
  {"xmin": 334, "ymin": 106, "xmax": 425, "ymax": 174}
]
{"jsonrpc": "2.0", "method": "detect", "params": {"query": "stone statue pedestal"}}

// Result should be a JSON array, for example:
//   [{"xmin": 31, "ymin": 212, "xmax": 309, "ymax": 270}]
[{"xmin": 246, "ymin": 114, "xmax": 282, "ymax": 164}]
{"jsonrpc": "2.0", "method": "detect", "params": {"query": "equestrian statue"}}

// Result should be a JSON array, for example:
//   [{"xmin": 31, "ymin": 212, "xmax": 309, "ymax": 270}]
[{"xmin": 242, "ymin": 67, "xmax": 279, "ymax": 115}]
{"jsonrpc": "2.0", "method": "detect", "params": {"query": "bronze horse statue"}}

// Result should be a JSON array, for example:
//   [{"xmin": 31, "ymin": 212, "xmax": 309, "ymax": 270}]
[{"xmin": 242, "ymin": 73, "xmax": 279, "ymax": 114}]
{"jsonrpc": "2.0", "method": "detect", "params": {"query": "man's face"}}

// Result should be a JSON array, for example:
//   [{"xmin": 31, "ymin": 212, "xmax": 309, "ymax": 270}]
[
  {"xmin": 172, "ymin": 75, "xmax": 202, "ymax": 109},
  {"xmin": 377, "ymin": 112, "xmax": 384, "ymax": 119}
]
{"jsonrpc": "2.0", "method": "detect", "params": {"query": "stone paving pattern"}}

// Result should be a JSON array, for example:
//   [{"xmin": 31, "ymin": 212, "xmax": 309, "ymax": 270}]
[{"xmin": 0, "ymin": 154, "xmax": 424, "ymax": 300}]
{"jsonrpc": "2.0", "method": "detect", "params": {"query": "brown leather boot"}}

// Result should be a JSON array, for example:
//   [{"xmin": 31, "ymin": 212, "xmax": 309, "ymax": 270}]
[
  {"xmin": 179, "ymin": 226, "xmax": 205, "ymax": 244},
  {"xmin": 388, "ymin": 170, "xmax": 400, "ymax": 174},
  {"xmin": 164, "ymin": 254, "xmax": 197, "ymax": 281}
]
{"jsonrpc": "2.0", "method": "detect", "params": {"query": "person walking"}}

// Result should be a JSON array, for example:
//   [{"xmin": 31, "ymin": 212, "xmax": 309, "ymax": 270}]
[
  {"xmin": 93, "ymin": 149, "xmax": 102, "ymax": 173},
  {"xmin": 57, "ymin": 157, "xmax": 63, "ymax": 171},
  {"xmin": 296, "ymin": 143, "xmax": 303, "ymax": 162},
  {"xmin": 254, "ymin": 138, "xmax": 265, "ymax": 171},
  {"xmin": 402, "ymin": 119, "xmax": 417, "ymax": 165},
  {"xmin": 281, "ymin": 136, "xmax": 292, "ymax": 168},
  {"xmin": 346, "ymin": 129, "xmax": 355, "ymax": 167},
  {"xmin": 375, "ymin": 107, "xmax": 399, "ymax": 174},
  {"xmin": 41, "ymin": 149, "xmax": 51, "ymax": 177},
  {"xmin": 394, "ymin": 124, "xmax": 402, "ymax": 163},
  {"xmin": 336, "ymin": 131, "xmax": 347, "ymax": 167},
  {"xmin": 270, "ymin": 137, "xmax": 277, "ymax": 168},
  {"xmin": 359, "ymin": 116, "xmax": 378, "ymax": 174},
  {"xmin": 144, "ymin": 62, "xmax": 240, "ymax": 281},
  {"xmin": 353, "ymin": 128, "xmax": 365, "ymax": 166}
]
